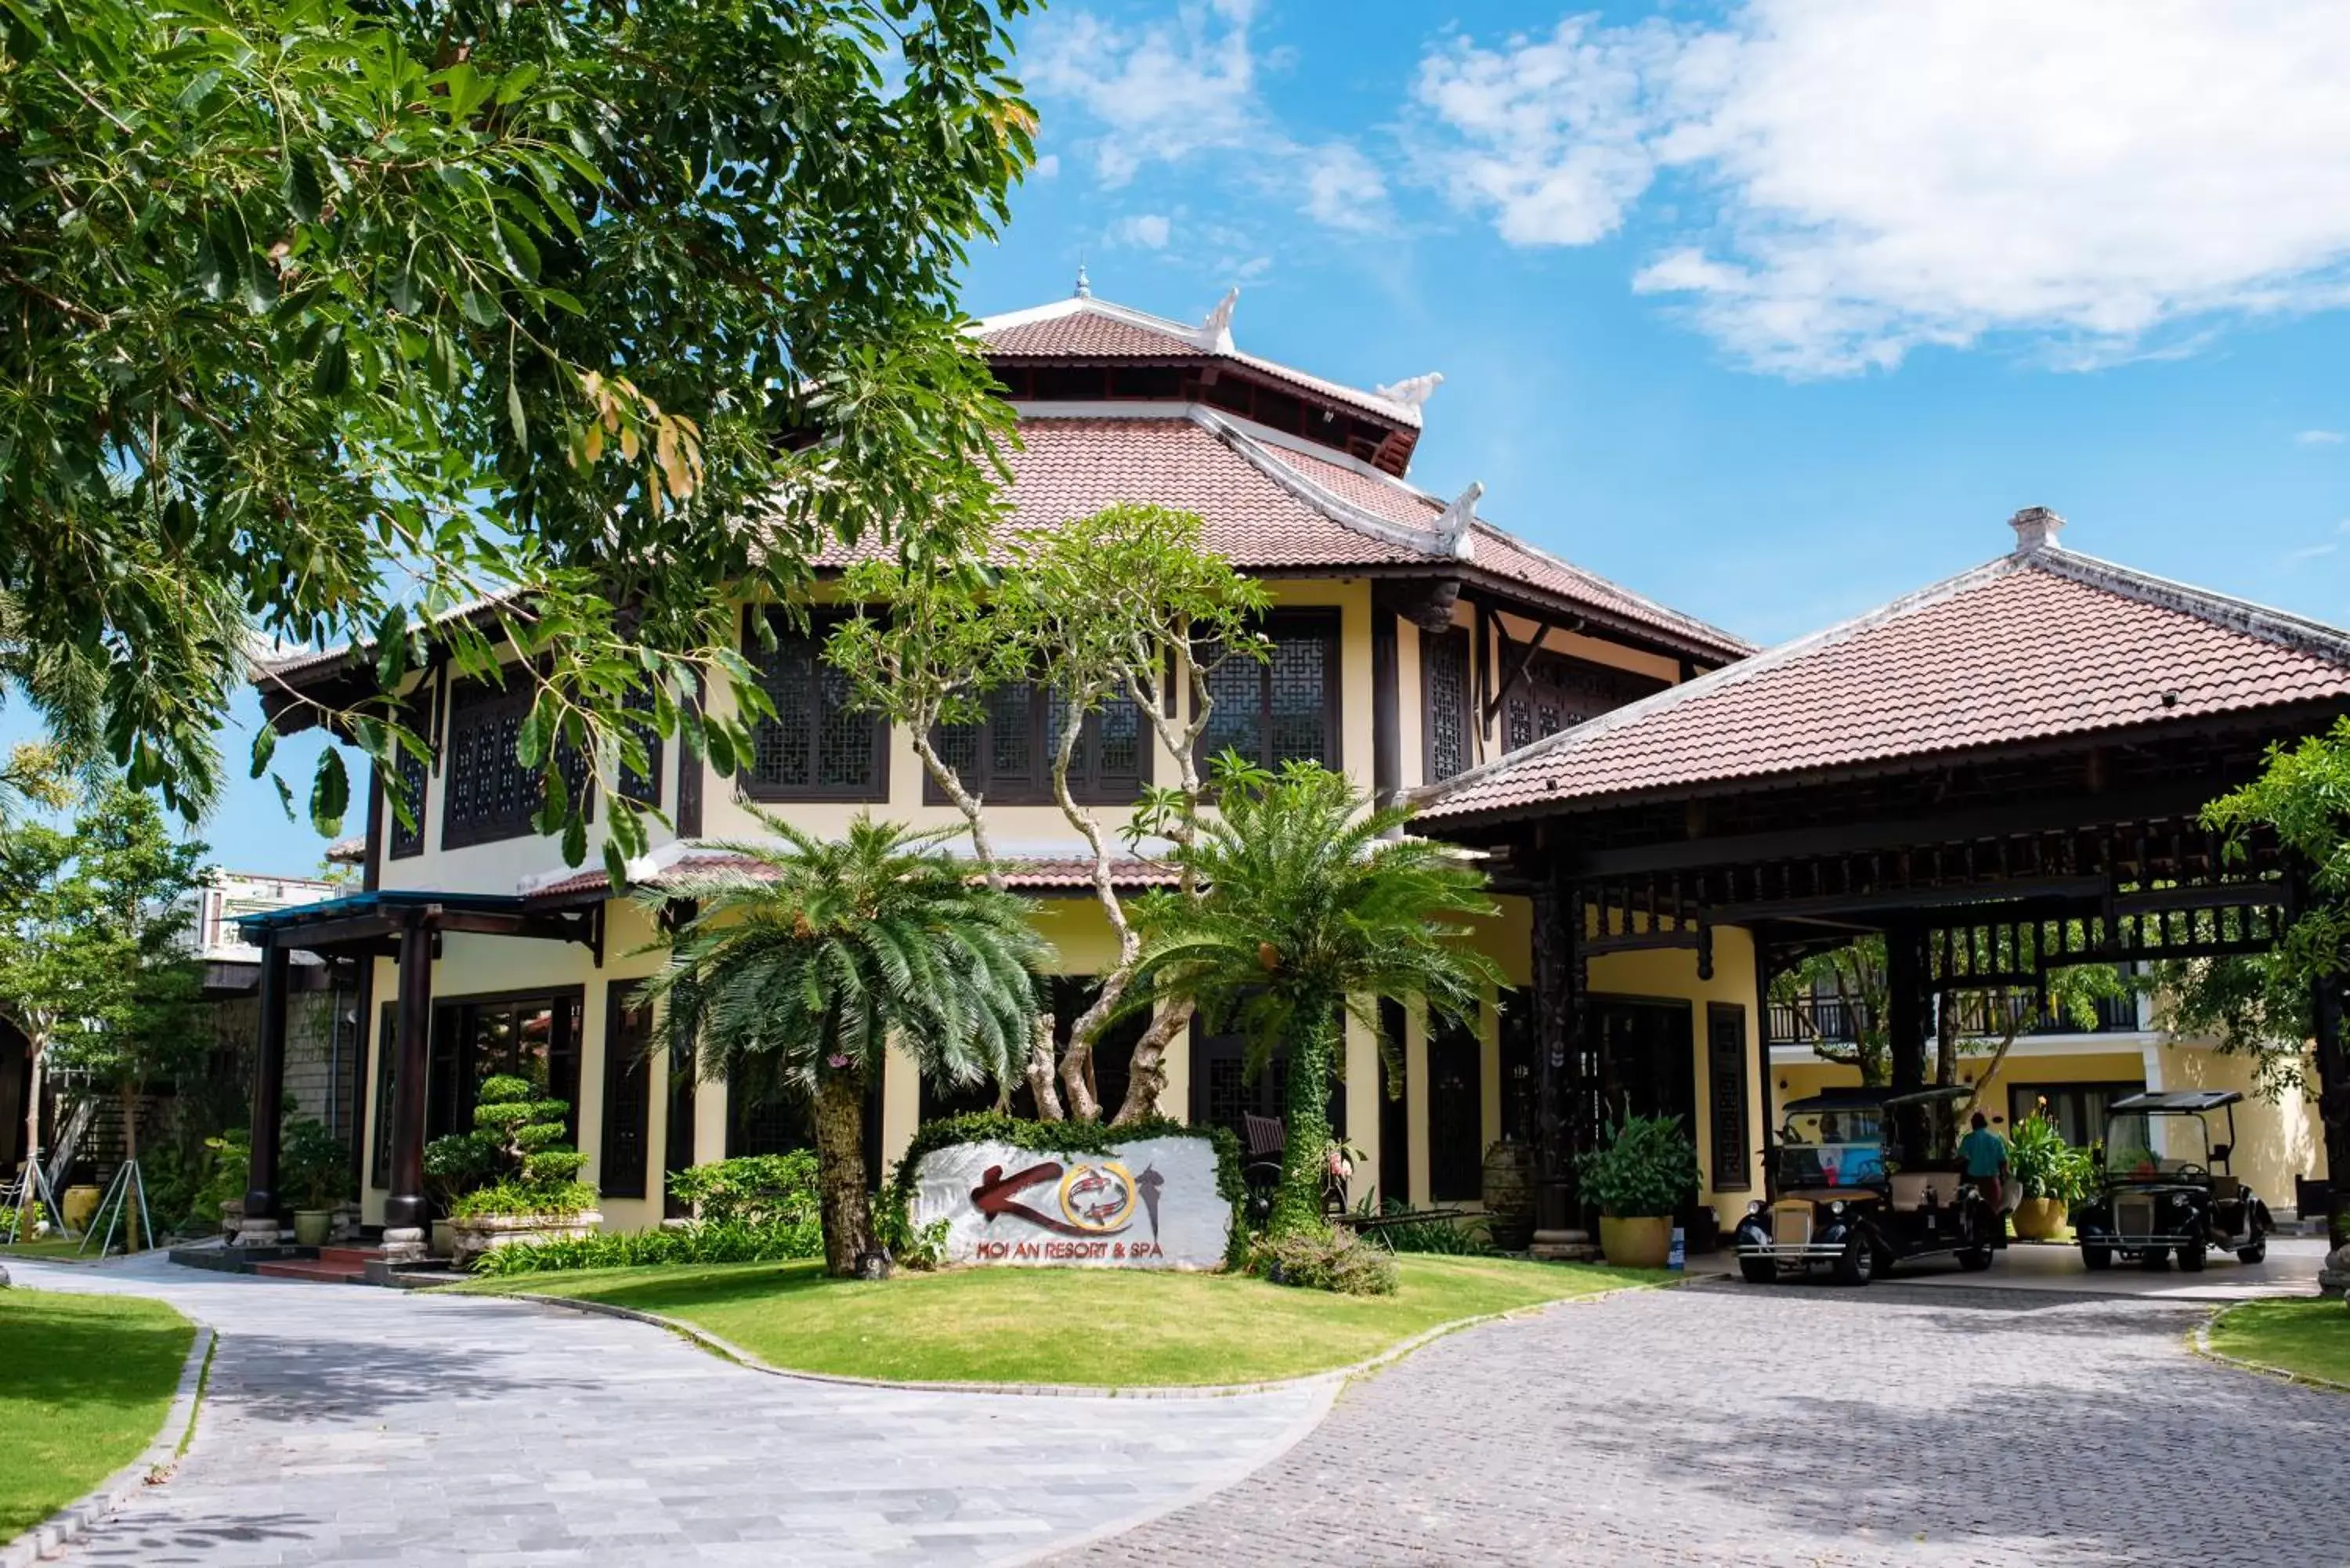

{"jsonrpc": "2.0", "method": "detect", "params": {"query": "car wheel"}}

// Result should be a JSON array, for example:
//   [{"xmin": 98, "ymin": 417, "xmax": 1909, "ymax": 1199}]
[
  {"xmin": 2175, "ymin": 1241, "xmax": 2207, "ymax": 1273},
  {"xmin": 2138, "ymin": 1246, "xmax": 2170, "ymax": 1269},
  {"xmin": 1957, "ymin": 1247, "xmax": 1994, "ymax": 1272},
  {"xmin": 1738, "ymin": 1256, "xmax": 1777, "ymax": 1285},
  {"xmin": 2081, "ymin": 1245, "xmax": 2113, "ymax": 1271},
  {"xmin": 1833, "ymin": 1235, "xmax": 1873, "ymax": 1287},
  {"xmin": 2238, "ymin": 1239, "xmax": 2268, "ymax": 1266}
]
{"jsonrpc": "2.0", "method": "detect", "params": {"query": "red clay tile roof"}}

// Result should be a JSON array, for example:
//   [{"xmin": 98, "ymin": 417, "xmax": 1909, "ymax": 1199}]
[
  {"xmin": 974, "ymin": 296, "xmax": 1424, "ymax": 430},
  {"xmin": 1420, "ymin": 546, "xmax": 2350, "ymax": 823},
  {"xmin": 525, "ymin": 848, "xmax": 1175, "ymax": 903}
]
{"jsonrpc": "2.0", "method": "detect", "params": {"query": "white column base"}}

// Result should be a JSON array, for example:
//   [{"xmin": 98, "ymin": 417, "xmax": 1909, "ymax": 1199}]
[
  {"xmin": 380, "ymin": 1226, "xmax": 427, "ymax": 1264},
  {"xmin": 2320, "ymin": 1241, "xmax": 2350, "ymax": 1299},
  {"xmin": 233, "ymin": 1214, "xmax": 284, "ymax": 1248}
]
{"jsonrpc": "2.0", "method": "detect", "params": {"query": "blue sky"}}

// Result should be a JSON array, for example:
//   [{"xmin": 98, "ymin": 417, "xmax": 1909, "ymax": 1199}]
[{"xmin": 41, "ymin": 0, "xmax": 2350, "ymax": 876}]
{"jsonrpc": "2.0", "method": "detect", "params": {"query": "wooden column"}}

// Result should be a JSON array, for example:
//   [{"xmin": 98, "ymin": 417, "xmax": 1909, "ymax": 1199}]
[
  {"xmin": 381, "ymin": 912, "xmax": 435, "ymax": 1249},
  {"xmin": 1369, "ymin": 605, "xmax": 1401, "ymax": 815},
  {"xmin": 237, "ymin": 936, "xmax": 291, "ymax": 1244},
  {"xmin": 2312, "ymin": 948, "xmax": 2350, "ymax": 1266},
  {"xmin": 1884, "ymin": 918, "xmax": 1932, "ymax": 1154},
  {"xmin": 1531, "ymin": 863, "xmax": 1589, "ymax": 1234},
  {"xmin": 1751, "ymin": 924, "xmax": 1778, "ymax": 1203}
]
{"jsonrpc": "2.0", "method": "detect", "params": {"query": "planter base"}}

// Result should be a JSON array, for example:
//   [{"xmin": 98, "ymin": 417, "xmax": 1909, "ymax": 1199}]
[
  {"xmin": 1599, "ymin": 1215, "xmax": 1674, "ymax": 1270},
  {"xmin": 450, "ymin": 1212, "xmax": 602, "ymax": 1269}
]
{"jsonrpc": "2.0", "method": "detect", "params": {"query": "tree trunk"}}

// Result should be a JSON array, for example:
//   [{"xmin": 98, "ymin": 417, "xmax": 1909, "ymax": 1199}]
[
  {"xmin": 810, "ymin": 1071, "xmax": 873, "ymax": 1277},
  {"xmin": 1024, "ymin": 1013, "xmax": 1064, "ymax": 1122},
  {"xmin": 1111, "ymin": 999, "xmax": 1195, "ymax": 1125},
  {"xmin": 17, "ymin": 1035, "xmax": 42, "ymax": 1232},
  {"xmin": 119, "ymin": 1086, "xmax": 140, "ymax": 1252},
  {"xmin": 1267, "ymin": 1004, "xmax": 1337, "ymax": 1240}
]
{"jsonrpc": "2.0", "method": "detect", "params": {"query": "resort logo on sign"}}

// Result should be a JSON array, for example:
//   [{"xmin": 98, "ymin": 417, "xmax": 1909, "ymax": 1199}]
[{"xmin": 914, "ymin": 1136, "xmax": 1231, "ymax": 1270}]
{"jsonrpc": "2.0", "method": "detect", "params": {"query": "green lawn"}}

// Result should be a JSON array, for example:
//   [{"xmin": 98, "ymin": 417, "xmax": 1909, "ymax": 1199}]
[
  {"xmin": 0, "ymin": 1289, "xmax": 194, "ymax": 1541},
  {"xmin": 458, "ymin": 1253, "xmax": 1667, "ymax": 1386},
  {"xmin": 2207, "ymin": 1299, "xmax": 2350, "ymax": 1388},
  {"xmin": 1, "ymin": 1238, "xmax": 103, "ymax": 1262}
]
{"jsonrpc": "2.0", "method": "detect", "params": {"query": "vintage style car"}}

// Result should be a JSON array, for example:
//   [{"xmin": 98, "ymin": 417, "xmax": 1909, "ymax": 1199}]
[
  {"xmin": 1734, "ymin": 1086, "xmax": 2000, "ymax": 1286},
  {"xmin": 2072, "ymin": 1089, "xmax": 2273, "ymax": 1271}
]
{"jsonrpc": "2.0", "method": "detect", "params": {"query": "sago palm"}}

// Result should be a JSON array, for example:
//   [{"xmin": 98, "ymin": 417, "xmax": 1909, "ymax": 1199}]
[
  {"xmin": 1130, "ymin": 760, "xmax": 1504, "ymax": 1238},
  {"xmin": 637, "ymin": 811, "xmax": 1048, "ymax": 1275}
]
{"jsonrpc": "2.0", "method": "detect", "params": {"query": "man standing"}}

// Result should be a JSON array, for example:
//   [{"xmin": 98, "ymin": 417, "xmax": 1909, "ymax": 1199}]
[{"xmin": 1959, "ymin": 1111, "xmax": 2011, "ymax": 1249}]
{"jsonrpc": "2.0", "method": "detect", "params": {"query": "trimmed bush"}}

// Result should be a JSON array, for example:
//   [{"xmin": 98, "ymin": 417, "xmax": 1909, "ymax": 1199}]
[
  {"xmin": 467, "ymin": 1217, "xmax": 823, "ymax": 1277},
  {"xmin": 1250, "ymin": 1229, "xmax": 1399, "ymax": 1296}
]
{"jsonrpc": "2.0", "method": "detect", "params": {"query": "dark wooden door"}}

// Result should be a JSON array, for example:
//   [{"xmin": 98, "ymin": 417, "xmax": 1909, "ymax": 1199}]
[{"xmin": 1427, "ymin": 1017, "xmax": 1484, "ymax": 1203}]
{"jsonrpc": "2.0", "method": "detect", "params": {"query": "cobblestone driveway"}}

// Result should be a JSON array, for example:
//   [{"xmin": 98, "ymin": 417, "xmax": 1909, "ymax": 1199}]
[
  {"xmin": 11, "ymin": 1258, "xmax": 1325, "ymax": 1568},
  {"xmin": 1054, "ymin": 1279, "xmax": 2350, "ymax": 1568}
]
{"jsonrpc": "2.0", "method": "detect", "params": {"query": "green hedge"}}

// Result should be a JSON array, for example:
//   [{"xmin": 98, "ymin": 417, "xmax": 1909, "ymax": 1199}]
[{"xmin": 885, "ymin": 1113, "xmax": 1249, "ymax": 1270}]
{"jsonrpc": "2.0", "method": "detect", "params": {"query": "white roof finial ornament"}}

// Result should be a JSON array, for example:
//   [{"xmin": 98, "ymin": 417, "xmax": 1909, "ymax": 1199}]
[
  {"xmin": 1434, "ymin": 482, "xmax": 1484, "ymax": 560},
  {"xmin": 1374, "ymin": 371, "xmax": 1444, "ymax": 409},
  {"xmin": 1074, "ymin": 260, "xmax": 1091, "ymax": 299},
  {"xmin": 2009, "ymin": 505, "xmax": 2065, "ymax": 555},
  {"xmin": 1198, "ymin": 287, "xmax": 1239, "ymax": 352}
]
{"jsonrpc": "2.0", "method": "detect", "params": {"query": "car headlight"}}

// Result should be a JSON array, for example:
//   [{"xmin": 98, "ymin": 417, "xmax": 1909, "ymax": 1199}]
[
  {"xmin": 2171, "ymin": 1193, "xmax": 2193, "ymax": 1209},
  {"xmin": 1747, "ymin": 1200, "xmax": 1763, "ymax": 1216},
  {"xmin": 1830, "ymin": 1201, "xmax": 1846, "ymax": 1216}
]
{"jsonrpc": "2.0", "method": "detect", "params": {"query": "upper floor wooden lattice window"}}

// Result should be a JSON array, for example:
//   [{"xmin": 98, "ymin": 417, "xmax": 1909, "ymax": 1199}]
[
  {"xmin": 441, "ymin": 680, "xmax": 588, "ymax": 850},
  {"xmin": 741, "ymin": 609, "xmax": 888, "ymax": 803},
  {"xmin": 386, "ymin": 693, "xmax": 432, "ymax": 861},
  {"xmin": 1501, "ymin": 647, "xmax": 1666, "ymax": 753},
  {"xmin": 929, "ymin": 682, "xmax": 1150, "ymax": 806},
  {"xmin": 1423, "ymin": 627, "xmax": 1472, "ymax": 782},
  {"xmin": 1198, "ymin": 610, "xmax": 1342, "ymax": 772}
]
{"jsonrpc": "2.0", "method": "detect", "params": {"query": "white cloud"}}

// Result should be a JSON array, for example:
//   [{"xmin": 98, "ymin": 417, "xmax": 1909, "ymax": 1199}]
[
  {"xmin": 1113, "ymin": 212, "xmax": 1173, "ymax": 250},
  {"xmin": 1301, "ymin": 142, "xmax": 1393, "ymax": 234},
  {"xmin": 1412, "ymin": 3, "xmax": 2350, "ymax": 374},
  {"xmin": 2298, "ymin": 428, "xmax": 2346, "ymax": 445},
  {"xmin": 1026, "ymin": 1, "xmax": 1260, "ymax": 187},
  {"xmin": 1031, "ymin": 153, "xmax": 1061, "ymax": 180},
  {"xmin": 2288, "ymin": 542, "xmax": 2340, "ymax": 562}
]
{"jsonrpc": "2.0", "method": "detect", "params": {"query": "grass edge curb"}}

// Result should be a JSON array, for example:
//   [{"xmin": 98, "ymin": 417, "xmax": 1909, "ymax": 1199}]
[
  {"xmin": 2190, "ymin": 1306, "xmax": 2350, "ymax": 1396},
  {"xmin": 0, "ymin": 1313, "xmax": 214, "ymax": 1568},
  {"xmin": 498, "ymin": 1270, "xmax": 1678, "ymax": 1400}
]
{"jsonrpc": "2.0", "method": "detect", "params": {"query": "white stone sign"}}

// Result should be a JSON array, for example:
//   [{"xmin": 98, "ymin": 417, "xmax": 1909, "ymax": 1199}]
[{"xmin": 911, "ymin": 1136, "xmax": 1231, "ymax": 1270}]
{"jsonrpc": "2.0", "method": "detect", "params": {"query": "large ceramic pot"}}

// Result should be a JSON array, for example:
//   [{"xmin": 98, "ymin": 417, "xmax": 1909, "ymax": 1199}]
[
  {"xmin": 2012, "ymin": 1197, "xmax": 2069, "ymax": 1241},
  {"xmin": 450, "ymin": 1211, "xmax": 602, "ymax": 1270},
  {"xmin": 61, "ymin": 1184, "xmax": 101, "ymax": 1234},
  {"xmin": 1481, "ymin": 1138, "xmax": 1537, "ymax": 1251},
  {"xmin": 1599, "ymin": 1214, "xmax": 1674, "ymax": 1270},
  {"xmin": 292, "ymin": 1209, "xmax": 334, "ymax": 1247}
]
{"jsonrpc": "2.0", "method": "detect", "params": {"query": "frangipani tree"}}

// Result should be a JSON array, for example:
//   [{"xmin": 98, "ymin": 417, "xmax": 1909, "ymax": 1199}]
[
  {"xmin": 636, "ymin": 812, "xmax": 1047, "ymax": 1275},
  {"xmin": 1127, "ymin": 760, "xmax": 1505, "ymax": 1238}
]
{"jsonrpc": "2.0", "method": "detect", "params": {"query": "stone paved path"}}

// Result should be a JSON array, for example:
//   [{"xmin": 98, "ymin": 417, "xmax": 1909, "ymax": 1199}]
[
  {"xmin": 9, "ymin": 1257, "xmax": 1325, "ymax": 1567},
  {"xmin": 1054, "ymin": 1278, "xmax": 2350, "ymax": 1568}
]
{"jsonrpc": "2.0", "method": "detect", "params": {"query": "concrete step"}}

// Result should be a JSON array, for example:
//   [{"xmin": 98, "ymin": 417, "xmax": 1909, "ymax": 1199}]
[
  {"xmin": 253, "ymin": 1258, "xmax": 371, "ymax": 1284},
  {"xmin": 318, "ymin": 1245, "xmax": 388, "ymax": 1267}
]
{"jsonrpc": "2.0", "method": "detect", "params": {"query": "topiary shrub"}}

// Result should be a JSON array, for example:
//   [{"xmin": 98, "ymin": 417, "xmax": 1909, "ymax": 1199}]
[
  {"xmin": 448, "ymin": 1077, "xmax": 593, "ymax": 1219},
  {"xmin": 1249, "ymin": 1229, "xmax": 1399, "ymax": 1296},
  {"xmin": 665, "ymin": 1151, "xmax": 822, "ymax": 1230}
]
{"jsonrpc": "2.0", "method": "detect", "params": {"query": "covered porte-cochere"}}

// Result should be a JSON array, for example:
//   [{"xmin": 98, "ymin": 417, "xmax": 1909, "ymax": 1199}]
[
  {"xmin": 232, "ymin": 890, "xmax": 600, "ymax": 1256},
  {"xmin": 1420, "ymin": 511, "xmax": 2350, "ymax": 1250}
]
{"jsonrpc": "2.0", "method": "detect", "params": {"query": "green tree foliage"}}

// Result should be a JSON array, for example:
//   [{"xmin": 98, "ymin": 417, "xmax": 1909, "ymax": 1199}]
[
  {"xmin": 1129, "ymin": 761, "xmax": 1505, "ymax": 1241},
  {"xmin": 0, "ymin": 783, "xmax": 211, "ymax": 1239},
  {"xmin": 2, "ymin": 0, "xmax": 1032, "ymax": 858},
  {"xmin": 2184, "ymin": 715, "xmax": 2350, "ymax": 1247},
  {"xmin": 638, "ymin": 812, "xmax": 1048, "ymax": 1275}
]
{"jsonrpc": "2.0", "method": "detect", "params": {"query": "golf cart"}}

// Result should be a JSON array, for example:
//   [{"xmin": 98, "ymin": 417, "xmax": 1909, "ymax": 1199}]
[
  {"xmin": 1734, "ymin": 1085, "xmax": 1999, "ymax": 1286},
  {"xmin": 2071, "ymin": 1089, "xmax": 2273, "ymax": 1271}
]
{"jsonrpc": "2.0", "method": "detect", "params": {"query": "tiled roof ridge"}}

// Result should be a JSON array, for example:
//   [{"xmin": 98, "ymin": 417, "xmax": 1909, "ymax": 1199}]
[
  {"xmin": 1190, "ymin": 406, "xmax": 1473, "ymax": 561},
  {"xmin": 1463, "ymin": 519, "xmax": 1758, "ymax": 658},
  {"xmin": 1413, "ymin": 551, "xmax": 2030, "ymax": 812},
  {"xmin": 973, "ymin": 293, "xmax": 1424, "ymax": 430},
  {"xmin": 2031, "ymin": 547, "xmax": 2350, "ymax": 667}
]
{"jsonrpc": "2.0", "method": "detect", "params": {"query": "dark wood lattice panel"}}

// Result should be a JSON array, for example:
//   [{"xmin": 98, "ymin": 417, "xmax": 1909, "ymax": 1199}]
[
  {"xmin": 743, "ymin": 612, "xmax": 887, "ymax": 801},
  {"xmin": 1499, "ymin": 647, "xmax": 1666, "ymax": 756},
  {"xmin": 1423, "ymin": 628, "xmax": 1470, "ymax": 782},
  {"xmin": 441, "ymin": 685, "xmax": 590, "ymax": 849},
  {"xmin": 927, "ymin": 683, "xmax": 1148, "ymax": 805},
  {"xmin": 1198, "ymin": 612, "xmax": 1341, "ymax": 773}
]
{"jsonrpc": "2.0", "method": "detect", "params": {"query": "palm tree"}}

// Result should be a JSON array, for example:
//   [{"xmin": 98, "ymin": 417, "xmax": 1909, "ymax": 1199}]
[
  {"xmin": 637, "ymin": 812, "xmax": 1048, "ymax": 1276},
  {"xmin": 1130, "ymin": 760, "xmax": 1505, "ymax": 1239}
]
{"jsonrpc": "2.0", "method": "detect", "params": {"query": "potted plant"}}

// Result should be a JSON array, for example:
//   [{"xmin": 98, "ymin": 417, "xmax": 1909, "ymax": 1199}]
[
  {"xmin": 1576, "ymin": 1110, "xmax": 1701, "ymax": 1270},
  {"xmin": 446, "ymin": 1076, "xmax": 599, "ymax": 1267},
  {"xmin": 2008, "ymin": 1109, "xmax": 2094, "ymax": 1241},
  {"xmin": 280, "ymin": 1118, "xmax": 351, "ymax": 1248},
  {"xmin": 423, "ymin": 1129, "xmax": 499, "ymax": 1258},
  {"xmin": 198, "ymin": 1129, "xmax": 251, "ymax": 1239}
]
